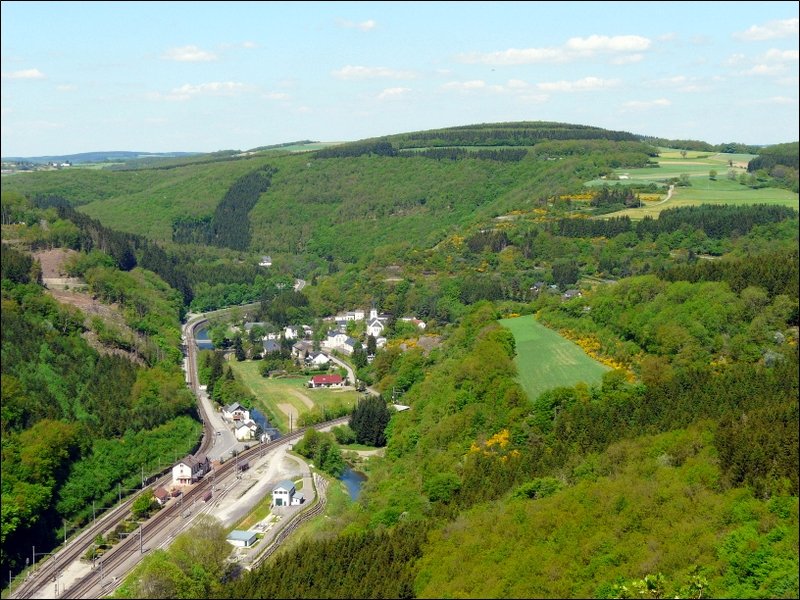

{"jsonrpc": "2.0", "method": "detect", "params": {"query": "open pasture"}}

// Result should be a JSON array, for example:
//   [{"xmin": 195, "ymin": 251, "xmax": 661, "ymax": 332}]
[
  {"xmin": 582, "ymin": 148, "xmax": 797, "ymax": 219},
  {"xmin": 228, "ymin": 360, "xmax": 357, "ymax": 431},
  {"xmin": 500, "ymin": 315, "xmax": 609, "ymax": 402}
]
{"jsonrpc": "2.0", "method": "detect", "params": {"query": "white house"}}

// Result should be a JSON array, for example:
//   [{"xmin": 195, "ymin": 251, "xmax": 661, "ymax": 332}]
[
  {"xmin": 222, "ymin": 402, "xmax": 250, "ymax": 423},
  {"xmin": 341, "ymin": 336, "xmax": 358, "ymax": 356},
  {"xmin": 306, "ymin": 351, "xmax": 330, "ymax": 367},
  {"xmin": 400, "ymin": 316, "xmax": 427, "ymax": 330},
  {"xmin": 235, "ymin": 419, "xmax": 258, "ymax": 441},
  {"xmin": 308, "ymin": 374, "xmax": 344, "ymax": 388},
  {"xmin": 322, "ymin": 331, "xmax": 349, "ymax": 351},
  {"xmin": 272, "ymin": 480, "xmax": 296, "ymax": 507},
  {"xmin": 366, "ymin": 318, "xmax": 385, "ymax": 338},
  {"xmin": 292, "ymin": 340, "xmax": 314, "ymax": 360},
  {"xmin": 172, "ymin": 455, "xmax": 210, "ymax": 486},
  {"xmin": 259, "ymin": 256, "xmax": 272, "ymax": 267},
  {"xmin": 284, "ymin": 325, "xmax": 299, "ymax": 340},
  {"xmin": 227, "ymin": 530, "xmax": 258, "ymax": 548}
]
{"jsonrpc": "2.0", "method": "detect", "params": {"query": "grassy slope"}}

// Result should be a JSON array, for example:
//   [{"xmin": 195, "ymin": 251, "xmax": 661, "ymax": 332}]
[
  {"xmin": 415, "ymin": 425, "xmax": 799, "ymax": 599},
  {"xmin": 228, "ymin": 360, "xmax": 357, "ymax": 431},
  {"xmin": 500, "ymin": 314, "xmax": 609, "ymax": 401}
]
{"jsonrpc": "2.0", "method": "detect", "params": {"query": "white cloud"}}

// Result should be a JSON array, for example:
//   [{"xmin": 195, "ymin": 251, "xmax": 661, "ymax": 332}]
[
  {"xmin": 162, "ymin": 45, "xmax": 218, "ymax": 62},
  {"xmin": 441, "ymin": 80, "xmax": 486, "ymax": 91},
  {"xmin": 651, "ymin": 75, "xmax": 709, "ymax": 93},
  {"xmin": 537, "ymin": 77, "xmax": 620, "ymax": 92},
  {"xmin": 151, "ymin": 81, "xmax": 253, "ymax": 101},
  {"xmin": 263, "ymin": 91, "xmax": 289, "ymax": 100},
  {"xmin": 734, "ymin": 17, "xmax": 799, "ymax": 41},
  {"xmin": 777, "ymin": 75, "xmax": 800, "ymax": 86},
  {"xmin": 377, "ymin": 87, "xmax": 410, "ymax": 100},
  {"xmin": 762, "ymin": 96, "xmax": 798, "ymax": 104},
  {"xmin": 740, "ymin": 64, "xmax": 786, "ymax": 76},
  {"xmin": 336, "ymin": 18, "xmax": 377, "ymax": 31},
  {"xmin": 565, "ymin": 34, "xmax": 651, "ymax": 53},
  {"xmin": 745, "ymin": 95, "xmax": 798, "ymax": 106},
  {"xmin": 518, "ymin": 93, "xmax": 550, "ymax": 104},
  {"xmin": 332, "ymin": 65, "xmax": 416, "ymax": 80},
  {"xmin": 725, "ymin": 53, "xmax": 748, "ymax": 67},
  {"xmin": 458, "ymin": 34, "xmax": 651, "ymax": 66},
  {"xmin": 764, "ymin": 48, "xmax": 799, "ymax": 62},
  {"xmin": 459, "ymin": 47, "xmax": 569, "ymax": 65},
  {"xmin": 1, "ymin": 68, "xmax": 45, "ymax": 80},
  {"xmin": 56, "ymin": 84, "xmax": 77, "ymax": 92},
  {"xmin": 506, "ymin": 79, "xmax": 530, "ymax": 89},
  {"xmin": 241, "ymin": 41, "xmax": 258, "ymax": 49},
  {"xmin": 621, "ymin": 98, "xmax": 671, "ymax": 110},
  {"xmin": 612, "ymin": 53, "xmax": 644, "ymax": 65}
]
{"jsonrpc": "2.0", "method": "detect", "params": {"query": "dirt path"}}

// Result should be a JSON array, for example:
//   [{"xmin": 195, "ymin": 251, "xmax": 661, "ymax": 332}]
[
  {"xmin": 277, "ymin": 403, "xmax": 299, "ymax": 421},
  {"xmin": 288, "ymin": 388, "xmax": 314, "ymax": 409}
]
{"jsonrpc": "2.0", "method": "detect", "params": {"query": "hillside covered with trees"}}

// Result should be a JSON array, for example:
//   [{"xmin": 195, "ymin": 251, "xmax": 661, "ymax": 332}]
[{"xmin": 2, "ymin": 121, "xmax": 798, "ymax": 598}]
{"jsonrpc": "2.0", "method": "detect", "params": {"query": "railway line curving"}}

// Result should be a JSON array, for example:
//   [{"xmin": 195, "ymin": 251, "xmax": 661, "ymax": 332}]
[{"xmin": 13, "ymin": 307, "xmax": 345, "ymax": 599}]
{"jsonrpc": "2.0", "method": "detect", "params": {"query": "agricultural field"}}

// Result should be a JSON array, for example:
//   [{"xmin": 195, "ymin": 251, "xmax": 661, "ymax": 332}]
[
  {"xmin": 499, "ymin": 314, "xmax": 610, "ymax": 402},
  {"xmin": 584, "ymin": 147, "xmax": 798, "ymax": 219},
  {"xmin": 228, "ymin": 360, "xmax": 358, "ymax": 431}
]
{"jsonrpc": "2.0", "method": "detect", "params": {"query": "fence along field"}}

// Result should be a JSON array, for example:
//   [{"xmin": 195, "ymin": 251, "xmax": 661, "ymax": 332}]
[{"xmin": 500, "ymin": 314, "xmax": 610, "ymax": 402}]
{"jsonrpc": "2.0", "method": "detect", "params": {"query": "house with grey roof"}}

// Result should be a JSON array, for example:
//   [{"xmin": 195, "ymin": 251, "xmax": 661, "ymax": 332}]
[{"xmin": 272, "ymin": 480, "xmax": 296, "ymax": 507}]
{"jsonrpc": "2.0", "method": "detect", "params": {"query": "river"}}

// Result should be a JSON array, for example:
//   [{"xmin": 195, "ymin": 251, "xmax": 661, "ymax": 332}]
[{"xmin": 339, "ymin": 467, "xmax": 367, "ymax": 500}]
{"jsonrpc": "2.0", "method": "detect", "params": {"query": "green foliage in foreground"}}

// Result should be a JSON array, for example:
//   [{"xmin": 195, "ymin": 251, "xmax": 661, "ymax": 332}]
[
  {"xmin": 414, "ymin": 425, "xmax": 799, "ymax": 599},
  {"xmin": 294, "ymin": 429, "xmax": 346, "ymax": 477},
  {"xmin": 225, "ymin": 520, "xmax": 426, "ymax": 599},
  {"xmin": 114, "ymin": 516, "xmax": 231, "ymax": 599}
]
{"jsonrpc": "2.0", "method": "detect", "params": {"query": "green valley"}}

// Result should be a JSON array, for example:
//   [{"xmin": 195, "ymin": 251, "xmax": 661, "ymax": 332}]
[{"xmin": 2, "ymin": 121, "xmax": 798, "ymax": 599}]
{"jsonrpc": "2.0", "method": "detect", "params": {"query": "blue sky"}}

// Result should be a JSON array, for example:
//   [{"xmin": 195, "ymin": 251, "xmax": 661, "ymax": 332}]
[{"xmin": 2, "ymin": 1, "xmax": 798, "ymax": 156}]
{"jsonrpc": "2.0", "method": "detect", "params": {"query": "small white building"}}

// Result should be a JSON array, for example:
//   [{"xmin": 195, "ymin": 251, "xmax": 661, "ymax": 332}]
[
  {"xmin": 172, "ymin": 455, "xmax": 210, "ymax": 486},
  {"xmin": 227, "ymin": 530, "xmax": 258, "ymax": 548},
  {"xmin": 366, "ymin": 319, "xmax": 384, "ymax": 338},
  {"xmin": 306, "ymin": 351, "xmax": 330, "ymax": 367},
  {"xmin": 235, "ymin": 419, "xmax": 258, "ymax": 441},
  {"xmin": 322, "ymin": 331, "xmax": 349, "ymax": 351},
  {"xmin": 222, "ymin": 402, "xmax": 250, "ymax": 424},
  {"xmin": 259, "ymin": 256, "xmax": 272, "ymax": 267},
  {"xmin": 272, "ymin": 480, "xmax": 296, "ymax": 507},
  {"xmin": 284, "ymin": 325, "xmax": 299, "ymax": 340}
]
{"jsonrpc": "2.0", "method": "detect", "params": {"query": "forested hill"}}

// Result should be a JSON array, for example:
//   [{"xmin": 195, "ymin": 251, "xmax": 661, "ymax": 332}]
[
  {"xmin": 2, "ymin": 120, "xmax": 798, "ymax": 599},
  {"xmin": 0, "ymin": 122, "xmax": 658, "ymax": 257}
]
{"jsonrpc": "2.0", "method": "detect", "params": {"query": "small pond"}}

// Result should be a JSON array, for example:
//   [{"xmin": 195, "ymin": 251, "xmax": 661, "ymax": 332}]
[{"xmin": 339, "ymin": 467, "xmax": 367, "ymax": 501}]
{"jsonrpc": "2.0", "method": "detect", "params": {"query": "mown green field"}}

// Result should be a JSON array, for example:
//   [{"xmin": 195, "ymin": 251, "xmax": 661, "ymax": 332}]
[
  {"xmin": 228, "ymin": 360, "xmax": 358, "ymax": 431},
  {"xmin": 500, "ymin": 314, "xmax": 609, "ymax": 401},
  {"xmin": 583, "ymin": 148, "xmax": 798, "ymax": 219}
]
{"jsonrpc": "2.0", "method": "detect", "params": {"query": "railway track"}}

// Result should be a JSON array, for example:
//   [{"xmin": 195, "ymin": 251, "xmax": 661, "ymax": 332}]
[
  {"xmin": 61, "ymin": 420, "xmax": 346, "ymax": 599},
  {"xmin": 13, "ymin": 306, "xmax": 344, "ymax": 599}
]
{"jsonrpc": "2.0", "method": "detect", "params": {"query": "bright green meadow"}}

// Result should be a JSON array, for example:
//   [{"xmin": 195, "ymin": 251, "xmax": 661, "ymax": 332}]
[{"xmin": 500, "ymin": 314, "xmax": 610, "ymax": 402}]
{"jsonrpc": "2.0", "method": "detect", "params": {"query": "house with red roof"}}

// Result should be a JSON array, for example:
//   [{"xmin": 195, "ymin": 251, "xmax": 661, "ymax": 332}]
[{"xmin": 308, "ymin": 374, "xmax": 344, "ymax": 388}]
